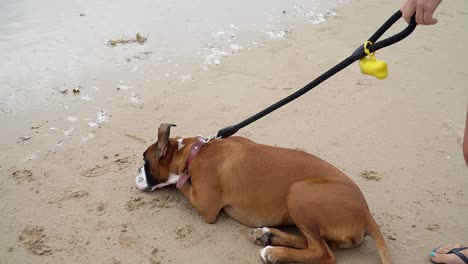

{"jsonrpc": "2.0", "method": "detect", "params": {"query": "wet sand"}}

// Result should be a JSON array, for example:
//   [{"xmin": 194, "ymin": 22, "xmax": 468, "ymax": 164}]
[
  {"xmin": 1, "ymin": 0, "xmax": 468, "ymax": 263},
  {"xmin": 0, "ymin": 0, "xmax": 341, "ymax": 166}
]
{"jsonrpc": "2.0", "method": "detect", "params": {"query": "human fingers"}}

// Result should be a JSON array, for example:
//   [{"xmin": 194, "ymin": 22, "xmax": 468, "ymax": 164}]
[
  {"xmin": 416, "ymin": 3, "xmax": 424, "ymax": 24},
  {"xmin": 424, "ymin": 0, "xmax": 442, "ymax": 25},
  {"xmin": 401, "ymin": 0, "xmax": 416, "ymax": 23},
  {"xmin": 400, "ymin": 0, "xmax": 409, "ymax": 14},
  {"xmin": 423, "ymin": 6, "xmax": 438, "ymax": 25}
]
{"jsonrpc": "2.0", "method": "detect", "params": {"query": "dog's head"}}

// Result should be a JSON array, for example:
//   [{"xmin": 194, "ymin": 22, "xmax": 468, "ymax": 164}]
[{"xmin": 135, "ymin": 123, "xmax": 181, "ymax": 191}]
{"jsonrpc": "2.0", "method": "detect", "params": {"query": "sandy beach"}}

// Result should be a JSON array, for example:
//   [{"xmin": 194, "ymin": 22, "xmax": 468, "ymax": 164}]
[{"xmin": 1, "ymin": 0, "xmax": 467, "ymax": 263}]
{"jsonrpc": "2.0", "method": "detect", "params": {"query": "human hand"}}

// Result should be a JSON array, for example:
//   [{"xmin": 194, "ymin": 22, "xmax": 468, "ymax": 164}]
[{"xmin": 400, "ymin": 0, "xmax": 442, "ymax": 25}]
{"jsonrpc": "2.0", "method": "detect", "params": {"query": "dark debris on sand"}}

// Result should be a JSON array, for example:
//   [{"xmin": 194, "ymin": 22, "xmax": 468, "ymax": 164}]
[{"xmin": 108, "ymin": 33, "xmax": 147, "ymax": 47}]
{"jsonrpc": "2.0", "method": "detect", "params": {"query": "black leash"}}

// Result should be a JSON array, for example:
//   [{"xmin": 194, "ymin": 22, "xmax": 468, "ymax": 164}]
[{"xmin": 216, "ymin": 11, "xmax": 417, "ymax": 139}]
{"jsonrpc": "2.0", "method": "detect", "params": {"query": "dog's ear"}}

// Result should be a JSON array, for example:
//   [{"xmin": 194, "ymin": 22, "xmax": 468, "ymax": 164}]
[{"xmin": 156, "ymin": 123, "xmax": 176, "ymax": 159}]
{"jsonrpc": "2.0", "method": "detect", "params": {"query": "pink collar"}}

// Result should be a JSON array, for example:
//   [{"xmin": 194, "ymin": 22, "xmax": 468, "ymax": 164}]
[{"xmin": 176, "ymin": 137, "xmax": 206, "ymax": 189}]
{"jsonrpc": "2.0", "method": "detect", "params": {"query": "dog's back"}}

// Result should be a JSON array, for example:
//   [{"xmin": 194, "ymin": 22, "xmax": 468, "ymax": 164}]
[{"xmin": 190, "ymin": 136, "xmax": 356, "ymax": 227}]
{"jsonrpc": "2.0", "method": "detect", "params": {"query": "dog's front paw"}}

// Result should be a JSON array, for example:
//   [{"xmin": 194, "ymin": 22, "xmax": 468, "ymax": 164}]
[
  {"xmin": 249, "ymin": 227, "xmax": 273, "ymax": 246},
  {"xmin": 260, "ymin": 246, "xmax": 281, "ymax": 264}
]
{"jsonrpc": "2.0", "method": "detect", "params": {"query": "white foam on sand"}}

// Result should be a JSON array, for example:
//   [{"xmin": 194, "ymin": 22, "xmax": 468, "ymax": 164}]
[
  {"xmin": 81, "ymin": 133, "xmax": 95, "ymax": 142},
  {"xmin": 196, "ymin": 2, "xmax": 341, "ymax": 70},
  {"xmin": 80, "ymin": 95, "xmax": 94, "ymax": 101},
  {"xmin": 130, "ymin": 93, "xmax": 144, "ymax": 103},
  {"xmin": 180, "ymin": 74, "xmax": 194, "ymax": 82},
  {"xmin": 62, "ymin": 127, "xmax": 75, "ymax": 136},
  {"xmin": 266, "ymin": 30, "xmax": 287, "ymax": 39},
  {"xmin": 306, "ymin": 10, "xmax": 336, "ymax": 24},
  {"xmin": 203, "ymin": 47, "xmax": 229, "ymax": 66},
  {"xmin": 96, "ymin": 109, "xmax": 111, "ymax": 124},
  {"xmin": 88, "ymin": 122, "xmax": 99, "ymax": 128},
  {"xmin": 67, "ymin": 116, "xmax": 78, "ymax": 122},
  {"xmin": 230, "ymin": 44, "xmax": 243, "ymax": 52}
]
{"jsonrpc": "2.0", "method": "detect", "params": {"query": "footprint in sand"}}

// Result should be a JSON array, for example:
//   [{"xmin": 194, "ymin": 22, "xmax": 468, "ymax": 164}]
[
  {"xmin": 18, "ymin": 225, "xmax": 52, "ymax": 255},
  {"xmin": 118, "ymin": 233, "xmax": 138, "ymax": 249},
  {"xmin": 55, "ymin": 188, "xmax": 89, "ymax": 208},
  {"xmin": 359, "ymin": 170, "xmax": 383, "ymax": 181},
  {"xmin": 82, "ymin": 155, "xmax": 135, "ymax": 177},
  {"xmin": 60, "ymin": 188, "xmax": 89, "ymax": 200},
  {"xmin": 174, "ymin": 224, "xmax": 203, "ymax": 248},
  {"xmin": 113, "ymin": 155, "xmax": 135, "ymax": 170},
  {"xmin": 150, "ymin": 193, "xmax": 179, "ymax": 209},
  {"xmin": 124, "ymin": 133, "xmax": 147, "ymax": 145},
  {"xmin": 11, "ymin": 168, "xmax": 35, "ymax": 183},
  {"xmin": 149, "ymin": 247, "xmax": 166, "ymax": 264},
  {"xmin": 125, "ymin": 193, "xmax": 179, "ymax": 212},
  {"xmin": 426, "ymin": 223, "xmax": 441, "ymax": 231},
  {"xmin": 125, "ymin": 196, "xmax": 146, "ymax": 211},
  {"xmin": 81, "ymin": 165, "xmax": 109, "ymax": 178},
  {"xmin": 87, "ymin": 201, "xmax": 107, "ymax": 216},
  {"xmin": 66, "ymin": 233, "xmax": 91, "ymax": 254},
  {"xmin": 175, "ymin": 224, "xmax": 196, "ymax": 239}
]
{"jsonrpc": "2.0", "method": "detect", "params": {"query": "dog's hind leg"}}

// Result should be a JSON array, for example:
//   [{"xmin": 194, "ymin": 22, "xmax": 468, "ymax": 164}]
[
  {"xmin": 258, "ymin": 214, "xmax": 337, "ymax": 263},
  {"xmin": 258, "ymin": 180, "xmax": 352, "ymax": 264},
  {"xmin": 250, "ymin": 227, "xmax": 308, "ymax": 249},
  {"xmin": 258, "ymin": 193, "xmax": 338, "ymax": 263},
  {"xmin": 259, "ymin": 237, "xmax": 335, "ymax": 264}
]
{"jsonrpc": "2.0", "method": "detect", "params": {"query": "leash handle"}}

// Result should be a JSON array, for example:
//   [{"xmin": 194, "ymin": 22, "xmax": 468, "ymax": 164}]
[
  {"xmin": 351, "ymin": 11, "xmax": 417, "ymax": 60},
  {"xmin": 216, "ymin": 11, "xmax": 417, "ymax": 139}
]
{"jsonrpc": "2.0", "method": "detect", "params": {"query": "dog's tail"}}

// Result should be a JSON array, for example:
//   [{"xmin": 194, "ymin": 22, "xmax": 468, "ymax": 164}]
[{"xmin": 366, "ymin": 216, "xmax": 392, "ymax": 264}]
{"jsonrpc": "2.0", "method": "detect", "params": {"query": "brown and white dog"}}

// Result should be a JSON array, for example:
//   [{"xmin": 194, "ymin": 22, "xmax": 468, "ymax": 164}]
[{"xmin": 135, "ymin": 123, "xmax": 391, "ymax": 264}]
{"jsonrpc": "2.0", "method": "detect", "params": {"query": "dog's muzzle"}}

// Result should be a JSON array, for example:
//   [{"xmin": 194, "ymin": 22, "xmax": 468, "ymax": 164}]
[{"xmin": 135, "ymin": 167, "xmax": 156, "ymax": 192}]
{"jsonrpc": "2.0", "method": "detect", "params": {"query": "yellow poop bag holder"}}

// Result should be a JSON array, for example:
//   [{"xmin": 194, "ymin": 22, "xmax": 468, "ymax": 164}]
[{"xmin": 359, "ymin": 41, "xmax": 388, "ymax": 79}]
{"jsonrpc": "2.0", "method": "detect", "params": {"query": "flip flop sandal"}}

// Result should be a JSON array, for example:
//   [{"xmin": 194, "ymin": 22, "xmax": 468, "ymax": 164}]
[
  {"xmin": 448, "ymin": 247, "xmax": 468, "ymax": 264},
  {"xmin": 431, "ymin": 247, "xmax": 468, "ymax": 264}
]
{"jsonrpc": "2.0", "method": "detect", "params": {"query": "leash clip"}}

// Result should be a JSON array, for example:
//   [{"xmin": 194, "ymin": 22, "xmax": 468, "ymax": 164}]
[
  {"xmin": 198, "ymin": 134, "xmax": 221, "ymax": 144},
  {"xmin": 363, "ymin": 41, "xmax": 374, "ymax": 56}
]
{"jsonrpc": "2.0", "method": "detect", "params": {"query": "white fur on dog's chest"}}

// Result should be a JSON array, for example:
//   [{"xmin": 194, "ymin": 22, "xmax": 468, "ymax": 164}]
[
  {"xmin": 155, "ymin": 173, "xmax": 180, "ymax": 188},
  {"xmin": 135, "ymin": 167, "xmax": 180, "ymax": 191}
]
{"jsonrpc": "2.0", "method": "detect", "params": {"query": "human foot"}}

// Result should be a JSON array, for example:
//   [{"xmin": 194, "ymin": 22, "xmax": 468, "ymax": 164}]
[{"xmin": 430, "ymin": 245, "xmax": 468, "ymax": 264}]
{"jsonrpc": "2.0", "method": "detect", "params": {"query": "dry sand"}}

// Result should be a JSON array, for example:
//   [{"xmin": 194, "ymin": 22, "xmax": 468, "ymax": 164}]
[{"xmin": 1, "ymin": 0, "xmax": 467, "ymax": 263}]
